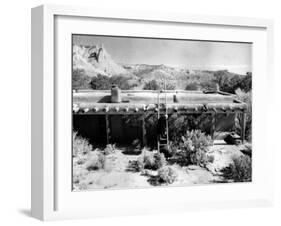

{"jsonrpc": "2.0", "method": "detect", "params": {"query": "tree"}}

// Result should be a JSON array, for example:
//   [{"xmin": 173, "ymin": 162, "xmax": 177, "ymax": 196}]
[
  {"xmin": 185, "ymin": 82, "xmax": 199, "ymax": 91},
  {"xmin": 72, "ymin": 69, "xmax": 91, "ymax": 90},
  {"xmin": 213, "ymin": 70, "xmax": 230, "ymax": 88},
  {"xmin": 90, "ymin": 74, "xmax": 111, "ymax": 90},
  {"xmin": 109, "ymin": 75, "xmax": 134, "ymax": 90},
  {"xmin": 143, "ymin": 80, "xmax": 175, "ymax": 90},
  {"xmin": 238, "ymin": 73, "xmax": 252, "ymax": 92},
  {"xmin": 165, "ymin": 83, "xmax": 176, "ymax": 90},
  {"xmin": 143, "ymin": 80, "xmax": 160, "ymax": 90},
  {"xmin": 213, "ymin": 70, "xmax": 252, "ymax": 93}
]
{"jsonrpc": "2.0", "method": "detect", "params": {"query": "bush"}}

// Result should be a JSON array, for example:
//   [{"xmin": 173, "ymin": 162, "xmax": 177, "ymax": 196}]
[
  {"xmin": 185, "ymin": 82, "xmax": 199, "ymax": 91},
  {"xmin": 103, "ymin": 144, "xmax": 116, "ymax": 155},
  {"xmin": 73, "ymin": 169, "xmax": 89, "ymax": 184},
  {"xmin": 143, "ymin": 80, "xmax": 160, "ymax": 90},
  {"xmin": 143, "ymin": 152, "xmax": 155, "ymax": 169},
  {"xmin": 84, "ymin": 151, "xmax": 106, "ymax": 171},
  {"xmin": 136, "ymin": 149, "xmax": 166, "ymax": 171},
  {"xmin": 207, "ymin": 154, "xmax": 215, "ymax": 163},
  {"xmin": 143, "ymin": 79, "xmax": 175, "ymax": 90},
  {"xmin": 165, "ymin": 83, "xmax": 176, "ymax": 90},
  {"xmin": 200, "ymin": 80, "xmax": 218, "ymax": 91},
  {"xmin": 154, "ymin": 152, "xmax": 167, "ymax": 169},
  {"xmin": 168, "ymin": 114, "xmax": 212, "ymax": 144},
  {"xmin": 176, "ymin": 130, "xmax": 213, "ymax": 167},
  {"xmin": 90, "ymin": 74, "xmax": 138, "ymax": 90},
  {"xmin": 213, "ymin": 70, "xmax": 252, "ymax": 94},
  {"xmin": 158, "ymin": 166, "xmax": 178, "ymax": 184},
  {"xmin": 221, "ymin": 154, "xmax": 252, "ymax": 182},
  {"xmin": 73, "ymin": 132, "xmax": 92, "ymax": 157},
  {"xmin": 238, "ymin": 73, "xmax": 252, "ymax": 92},
  {"xmin": 90, "ymin": 74, "xmax": 111, "ymax": 90},
  {"xmin": 72, "ymin": 69, "xmax": 91, "ymax": 89}
]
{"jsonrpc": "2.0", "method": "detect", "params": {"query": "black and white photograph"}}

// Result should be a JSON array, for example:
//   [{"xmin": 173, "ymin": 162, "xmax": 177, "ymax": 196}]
[{"xmin": 72, "ymin": 35, "xmax": 252, "ymax": 191}]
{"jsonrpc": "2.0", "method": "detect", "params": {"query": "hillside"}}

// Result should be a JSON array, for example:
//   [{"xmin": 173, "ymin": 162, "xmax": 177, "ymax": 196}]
[
  {"xmin": 73, "ymin": 44, "xmax": 250, "ymax": 92},
  {"xmin": 73, "ymin": 44, "xmax": 127, "ymax": 77}
]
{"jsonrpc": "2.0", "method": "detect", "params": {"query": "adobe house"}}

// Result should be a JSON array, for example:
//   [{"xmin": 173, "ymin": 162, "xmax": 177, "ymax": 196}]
[{"xmin": 73, "ymin": 88, "xmax": 247, "ymax": 148}]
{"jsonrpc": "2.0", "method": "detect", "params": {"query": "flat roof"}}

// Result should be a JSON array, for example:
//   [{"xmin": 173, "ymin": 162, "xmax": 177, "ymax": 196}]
[{"xmin": 73, "ymin": 90, "xmax": 247, "ymax": 114}]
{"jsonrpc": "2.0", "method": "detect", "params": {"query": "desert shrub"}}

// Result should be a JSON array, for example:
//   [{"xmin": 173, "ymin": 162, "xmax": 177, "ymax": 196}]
[
  {"xmin": 72, "ymin": 69, "xmax": 91, "ymax": 90},
  {"xmin": 185, "ymin": 82, "xmax": 199, "ymax": 91},
  {"xmin": 136, "ymin": 149, "xmax": 151, "ymax": 171},
  {"xmin": 143, "ymin": 80, "xmax": 160, "ymax": 90},
  {"xmin": 207, "ymin": 154, "xmax": 215, "ymax": 163},
  {"xmin": 165, "ymin": 83, "xmax": 176, "ymax": 90},
  {"xmin": 153, "ymin": 152, "xmax": 167, "ymax": 169},
  {"xmin": 103, "ymin": 144, "xmax": 116, "ymax": 155},
  {"xmin": 168, "ymin": 141, "xmax": 178, "ymax": 155},
  {"xmin": 73, "ymin": 131, "xmax": 92, "ymax": 157},
  {"xmin": 168, "ymin": 114, "xmax": 212, "ymax": 144},
  {"xmin": 128, "ymin": 160, "xmax": 143, "ymax": 172},
  {"xmin": 200, "ymin": 80, "xmax": 217, "ymax": 91},
  {"xmin": 76, "ymin": 181, "xmax": 88, "ymax": 190},
  {"xmin": 176, "ymin": 130, "xmax": 213, "ymax": 167},
  {"xmin": 142, "ymin": 152, "xmax": 155, "ymax": 169},
  {"xmin": 143, "ymin": 79, "xmax": 175, "ymax": 90},
  {"xmin": 73, "ymin": 168, "xmax": 89, "ymax": 184},
  {"xmin": 158, "ymin": 166, "xmax": 178, "ymax": 184},
  {"xmin": 221, "ymin": 154, "xmax": 252, "ymax": 182},
  {"xmin": 136, "ymin": 149, "xmax": 166, "ymax": 171},
  {"xmin": 102, "ymin": 156, "xmax": 116, "ymax": 172},
  {"xmin": 84, "ymin": 151, "xmax": 106, "ymax": 171},
  {"xmin": 241, "ymin": 143, "xmax": 252, "ymax": 157}
]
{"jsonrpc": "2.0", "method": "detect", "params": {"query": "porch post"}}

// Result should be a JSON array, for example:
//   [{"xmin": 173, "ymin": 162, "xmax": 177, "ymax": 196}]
[
  {"xmin": 241, "ymin": 111, "xmax": 247, "ymax": 143},
  {"xmin": 142, "ymin": 116, "xmax": 147, "ymax": 147},
  {"xmin": 105, "ymin": 114, "xmax": 110, "ymax": 144},
  {"xmin": 211, "ymin": 112, "xmax": 216, "ymax": 140}
]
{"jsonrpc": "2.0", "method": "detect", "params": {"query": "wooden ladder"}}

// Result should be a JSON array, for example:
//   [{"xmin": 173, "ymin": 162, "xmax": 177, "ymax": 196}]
[{"xmin": 157, "ymin": 80, "xmax": 169, "ymax": 152}]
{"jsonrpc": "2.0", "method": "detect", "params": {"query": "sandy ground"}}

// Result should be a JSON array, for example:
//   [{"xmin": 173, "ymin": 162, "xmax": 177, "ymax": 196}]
[
  {"xmin": 206, "ymin": 143, "xmax": 244, "ymax": 174},
  {"xmin": 73, "ymin": 144, "xmax": 246, "ymax": 191}
]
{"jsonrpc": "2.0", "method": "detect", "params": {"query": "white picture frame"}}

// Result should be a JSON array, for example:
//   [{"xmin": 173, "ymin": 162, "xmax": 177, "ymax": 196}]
[{"xmin": 31, "ymin": 4, "xmax": 274, "ymax": 221}]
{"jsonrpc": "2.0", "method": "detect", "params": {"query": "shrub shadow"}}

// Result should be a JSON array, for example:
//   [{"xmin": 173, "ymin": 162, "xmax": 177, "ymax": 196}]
[
  {"xmin": 147, "ymin": 175, "xmax": 162, "ymax": 186},
  {"xmin": 122, "ymin": 147, "xmax": 142, "ymax": 155},
  {"xmin": 126, "ymin": 160, "xmax": 140, "ymax": 172}
]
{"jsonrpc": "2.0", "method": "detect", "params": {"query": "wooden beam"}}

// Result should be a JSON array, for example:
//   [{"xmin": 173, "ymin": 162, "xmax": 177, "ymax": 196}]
[
  {"xmin": 241, "ymin": 111, "xmax": 247, "ymax": 143},
  {"xmin": 105, "ymin": 114, "xmax": 110, "ymax": 144},
  {"xmin": 210, "ymin": 112, "xmax": 216, "ymax": 140}
]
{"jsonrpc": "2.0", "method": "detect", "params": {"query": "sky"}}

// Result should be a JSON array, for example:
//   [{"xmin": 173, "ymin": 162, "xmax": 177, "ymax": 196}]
[{"xmin": 73, "ymin": 35, "xmax": 252, "ymax": 74}]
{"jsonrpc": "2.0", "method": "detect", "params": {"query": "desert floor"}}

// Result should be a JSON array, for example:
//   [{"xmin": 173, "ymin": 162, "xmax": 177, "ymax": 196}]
[{"xmin": 73, "ymin": 143, "xmax": 246, "ymax": 191}]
